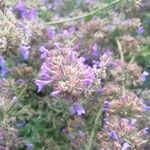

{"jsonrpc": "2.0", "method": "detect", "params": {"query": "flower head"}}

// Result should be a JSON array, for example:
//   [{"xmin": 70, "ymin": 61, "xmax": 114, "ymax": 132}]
[
  {"xmin": 14, "ymin": 0, "xmax": 26, "ymax": 18},
  {"xmin": 39, "ymin": 46, "xmax": 49, "ymax": 59},
  {"xmin": 136, "ymin": 26, "xmax": 145, "ymax": 34},
  {"xmin": 70, "ymin": 103, "xmax": 85, "ymax": 115},
  {"xmin": 14, "ymin": 1, "xmax": 37, "ymax": 20},
  {"xmin": 47, "ymin": 27, "xmax": 55, "ymax": 39},
  {"xmin": 141, "ymin": 71, "xmax": 149, "ymax": 82},
  {"xmin": 36, "ymin": 48, "xmax": 95, "ymax": 97},
  {"xmin": 19, "ymin": 45, "xmax": 31, "ymax": 60},
  {"xmin": 109, "ymin": 131, "xmax": 118, "ymax": 140},
  {"xmin": 108, "ymin": 92, "xmax": 145, "ymax": 117},
  {"xmin": 121, "ymin": 142, "xmax": 131, "ymax": 150},
  {"xmin": 0, "ymin": 55, "xmax": 8, "ymax": 77}
]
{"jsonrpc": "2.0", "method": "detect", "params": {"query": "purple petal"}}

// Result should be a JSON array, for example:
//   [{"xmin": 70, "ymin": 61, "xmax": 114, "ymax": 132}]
[
  {"xmin": 39, "ymin": 46, "xmax": 49, "ymax": 59},
  {"xmin": 36, "ymin": 80, "xmax": 50, "ymax": 92},
  {"xmin": 50, "ymin": 90, "xmax": 60, "ymax": 97},
  {"xmin": 136, "ymin": 26, "xmax": 145, "ymax": 34},
  {"xmin": 121, "ymin": 142, "xmax": 131, "ymax": 150},
  {"xmin": 19, "ymin": 45, "xmax": 31, "ymax": 60},
  {"xmin": 70, "ymin": 103, "xmax": 85, "ymax": 116}
]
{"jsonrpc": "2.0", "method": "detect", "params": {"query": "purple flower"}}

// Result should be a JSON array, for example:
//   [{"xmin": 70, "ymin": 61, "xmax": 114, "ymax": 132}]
[
  {"xmin": 136, "ymin": 26, "xmax": 145, "ymax": 34},
  {"xmin": 28, "ymin": 8, "xmax": 37, "ymax": 20},
  {"xmin": 36, "ymin": 80, "xmax": 50, "ymax": 92},
  {"xmin": 0, "ymin": 67, "xmax": 7, "ymax": 77},
  {"xmin": 0, "ymin": 55, "xmax": 7, "ymax": 77},
  {"xmin": 141, "ymin": 71, "xmax": 149, "ymax": 82},
  {"xmin": 53, "ymin": 42, "xmax": 60, "ymax": 48},
  {"xmin": 70, "ymin": 103, "xmax": 85, "ymax": 115},
  {"xmin": 14, "ymin": 0, "xmax": 26, "ymax": 18},
  {"xmin": 102, "ymin": 101, "xmax": 112, "ymax": 112},
  {"xmin": 143, "ymin": 127, "xmax": 150, "ymax": 135},
  {"xmin": 144, "ymin": 105, "xmax": 150, "ymax": 112},
  {"xmin": 0, "ymin": 55, "xmax": 5, "ymax": 66},
  {"xmin": 121, "ymin": 142, "xmax": 131, "ymax": 150},
  {"xmin": 92, "ymin": 43, "xmax": 98, "ymax": 57},
  {"xmin": 24, "ymin": 143, "xmax": 33, "ymax": 150},
  {"xmin": 39, "ymin": 46, "xmax": 49, "ymax": 59},
  {"xmin": 19, "ymin": 45, "xmax": 31, "ymax": 60},
  {"xmin": 50, "ymin": 90, "xmax": 60, "ymax": 97},
  {"xmin": 47, "ymin": 27, "xmax": 55, "ymax": 39},
  {"xmin": 109, "ymin": 131, "xmax": 118, "ymax": 140},
  {"xmin": 68, "ymin": 26, "xmax": 76, "ymax": 33},
  {"xmin": 14, "ymin": 1, "xmax": 37, "ymax": 20},
  {"xmin": 107, "ymin": 24, "xmax": 115, "ymax": 32}
]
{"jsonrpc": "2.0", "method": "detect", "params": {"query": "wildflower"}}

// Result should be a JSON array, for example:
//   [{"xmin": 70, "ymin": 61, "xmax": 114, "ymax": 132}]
[
  {"xmin": 47, "ymin": 27, "xmax": 55, "ymax": 39},
  {"xmin": 0, "ymin": 55, "xmax": 7, "ymax": 77},
  {"xmin": 24, "ymin": 143, "xmax": 33, "ymax": 150},
  {"xmin": 70, "ymin": 103, "xmax": 85, "ymax": 115},
  {"xmin": 39, "ymin": 46, "xmax": 49, "ymax": 59},
  {"xmin": 91, "ymin": 43, "xmax": 99, "ymax": 57},
  {"xmin": 136, "ymin": 26, "xmax": 145, "ymax": 34},
  {"xmin": 14, "ymin": 0, "xmax": 27, "ymax": 19},
  {"xmin": 143, "ymin": 127, "xmax": 150, "ymax": 135},
  {"xmin": 19, "ymin": 45, "xmax": 31, "ymax": 60},
  {"xmin": 109, "ymin": 92, "xmax": 145, "ymax": 117},
  {"xmin": 50, "ymin": 90, "xmax": 60, "ymax": 97},
  {"xmin": 53, "ymin": 42, "xmax": 60, "ymax": 48},
  {"xmin": 27, "ymin": 8, "xmax": 37, "ymax": 20},
  {"xmin": 141, "ymin": 71, "xmax": 149, "ymax": 82},
  {"xmin": 109, "ymin": 131, "xmax": 118, "ymax": 140},
  {"xmin": 144, "ymin": 105, "xmax": 150, "ymax": 112},
  {"xmin": 14, "ymin": 1, "xmax": 37, "ymax": 20},
  {"xmin": 36, "ymin": 48, "xmax": 95, "ymax": 97},
  {"xmin": 102, "ymin": 100, "xmax": 112, "ymax": 112},
  {"xmin": 121, "ymin": 142, "xmax": 131, "ymax": 150},
  {"xmin": 36, "ymin": 80, "xmax": 50, "ymax": 93},
  {"xmin": 107, "ymin": 24, "xmax": 115, "ymax": 32}
]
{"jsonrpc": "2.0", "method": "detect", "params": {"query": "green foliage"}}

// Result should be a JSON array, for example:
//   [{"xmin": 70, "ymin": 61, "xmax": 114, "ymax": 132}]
[{"xmin": 136, "ymin": 45, "xmax": 150, "ymax": 68}]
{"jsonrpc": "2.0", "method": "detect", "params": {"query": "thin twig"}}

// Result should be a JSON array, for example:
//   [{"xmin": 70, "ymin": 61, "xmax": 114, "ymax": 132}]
[
  {"xmin": 116, "ymin": 38, "xmax": 126, "ymax": 95},
  {"xmin": 46, "ymin": 0, "xmax": 123, "ymax": 25},
  {"xmin": 86, "ymin": 108, "xmax": 102, "ymax": 150}
]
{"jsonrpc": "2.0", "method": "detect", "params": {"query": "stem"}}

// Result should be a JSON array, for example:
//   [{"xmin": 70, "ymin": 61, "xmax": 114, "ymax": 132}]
[
  {"xmin": 86, "ymin": 108, "xmax": 102, "ymax": 150},
  {"xmin": 116, "ymin": 38, "xmax": 126, "ymax": 95},
  {"xmin": 17, "ymin": 85, "xmax": 28, "ymax": 99},
  {"xmin": 116, "ymin": 38, "xmax": 124, "ymax": 62},
  {"xmin": 46, "ymin": 0, "xmax": 123, "ymax": 25}
]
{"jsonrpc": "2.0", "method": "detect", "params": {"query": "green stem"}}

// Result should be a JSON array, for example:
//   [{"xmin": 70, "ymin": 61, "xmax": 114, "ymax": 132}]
[
  {"xmin": 86, "ymin": 108, "xmax": 102, "ymax": 150},
  {"xmin": 116, "ymin": 38, "xmax": 126, "ymax": 95},
  {"xmin": 17, "ymin": 85, "xmax": 28, "ymax": 99},
  {"xmin": 129, "ymin": 55, "xmax": 135, "ymax": 64},
  {"xmin": 46, "ymin": 0, "xmax": 123, "ymax": 25}
]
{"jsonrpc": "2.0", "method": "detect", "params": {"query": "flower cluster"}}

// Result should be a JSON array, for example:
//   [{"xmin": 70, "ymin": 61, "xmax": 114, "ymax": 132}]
[
  {"xmin": 98, "ymin": 117, "xmax": 148, "ymax": 150},
  {"xmin": 14, "ymin": 1, "xmax": 37, "ymax": 20},
  {"xmin": 36, "ymin": 48, "xmax": 95, "ymax": 98},
  {"xmin": 98, "ymin": 91, "xmax": 149, "ymax": 149},
  {"xmin": 0, "ymin": 9, "xmax": 25, "ymax": 54},
  {"xmin": 0, "ymin": 0, "xmax": 150, "ymax": 149}
]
